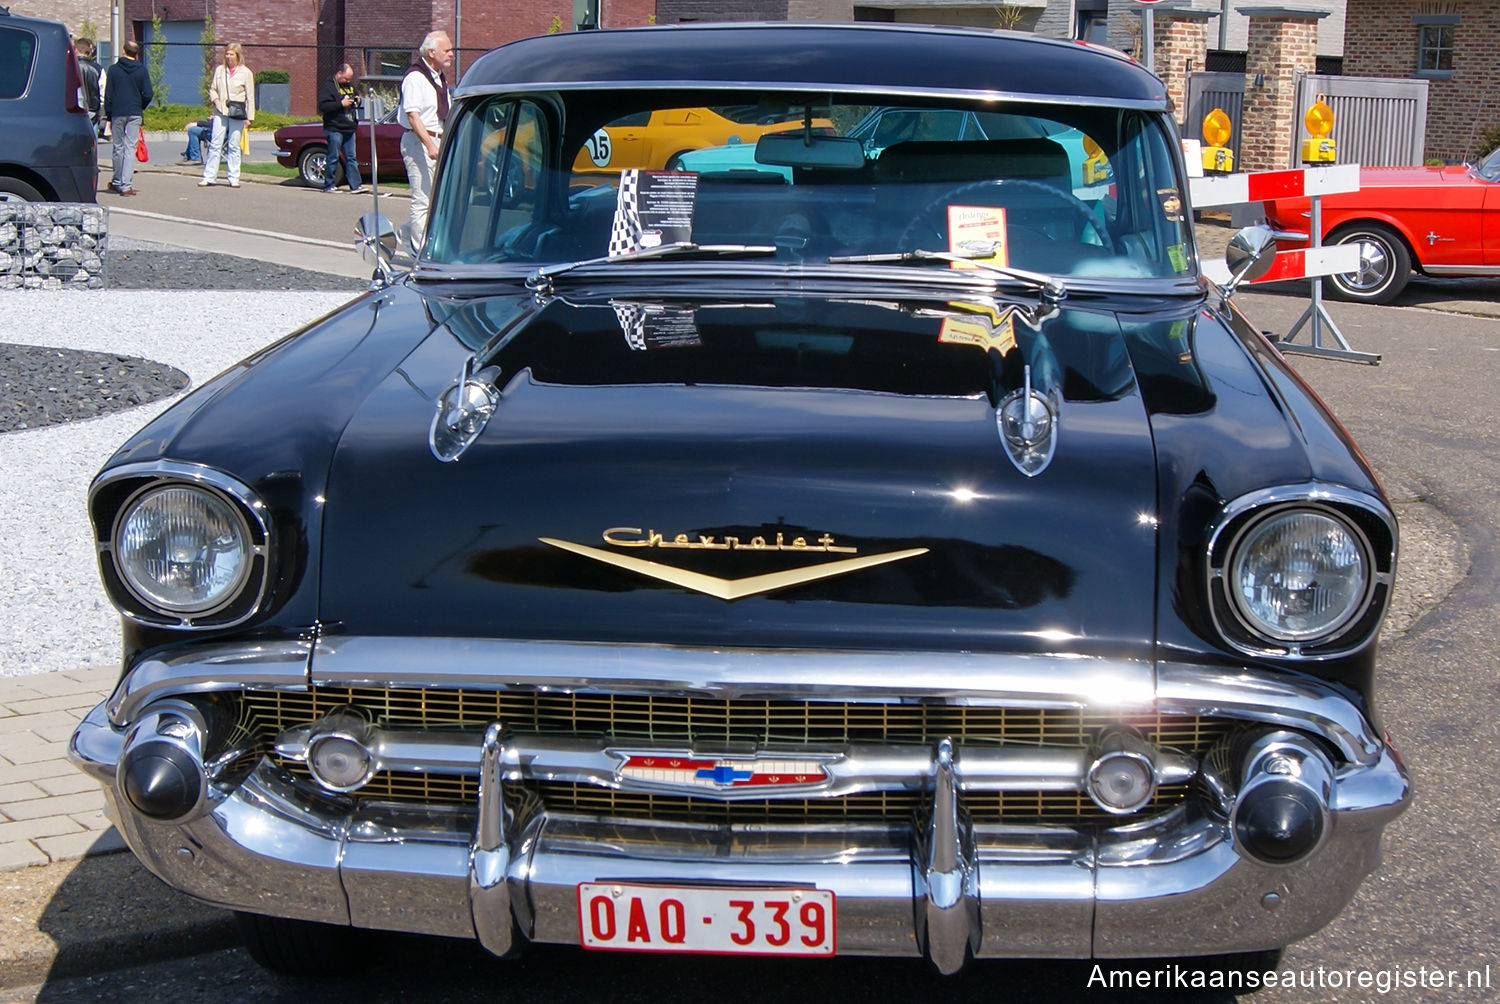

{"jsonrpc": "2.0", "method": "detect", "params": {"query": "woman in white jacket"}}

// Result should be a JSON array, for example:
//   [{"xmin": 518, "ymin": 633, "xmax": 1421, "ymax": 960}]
[{"xmin": 200, "ymin": 42, "xmax": 256, "ymax": 188}]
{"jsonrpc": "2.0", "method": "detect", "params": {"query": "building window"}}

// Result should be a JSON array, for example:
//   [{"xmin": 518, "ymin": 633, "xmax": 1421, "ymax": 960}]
[
  {"xmin": 1077, "ymin": 12, "xmax": 1107, "ymax": 45},
  {"xmin": 365, "ymin": 48, "xmax": 412, "ymax": 79},
  {"xmin": 1414, "ymin": 15, "xmax": 1456, "ymax": 79}
]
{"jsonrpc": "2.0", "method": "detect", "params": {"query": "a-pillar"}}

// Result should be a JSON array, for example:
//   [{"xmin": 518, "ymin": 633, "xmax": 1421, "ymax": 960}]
[
  {"xmin": 1238, "ymin": 6, "xmax": 1329, "ymax": 172},
  {"xmin": 1149, "ymin": 7, "xmax": 1214, "ymax": 129}
]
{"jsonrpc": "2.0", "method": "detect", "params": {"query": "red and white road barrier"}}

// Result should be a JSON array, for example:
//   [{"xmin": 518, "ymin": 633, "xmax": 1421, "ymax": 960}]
[
  {"xmin": 1190, "ymin": 164, "xmax": 1361, "ymax": 286},
  {"xmin": 1188, "ymin": 163, "xmax": 1360, "ymax": 208}
]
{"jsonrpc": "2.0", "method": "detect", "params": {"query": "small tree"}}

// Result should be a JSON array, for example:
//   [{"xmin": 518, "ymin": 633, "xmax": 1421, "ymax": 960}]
[
  {"xmin": 199, "ymin": 17, "xmax": 217, "ymax": 107},
  {"xmin": 147, "ymin": 13, "xmax": 171, "ymax": 105},
  {"xmin": 549, "ymin": 15, "xmax": 563, "ymax": 34},
  {"xmin": 76, "ymin": 16, "xmax": 99, "ymax": 44},
  {"xmin": 993, "ymin": 3, "xmax": 1029, "ymax": 32}
]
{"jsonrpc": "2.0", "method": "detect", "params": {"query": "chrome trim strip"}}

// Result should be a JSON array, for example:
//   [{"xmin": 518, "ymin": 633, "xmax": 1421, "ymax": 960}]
[
  {"xmin": 1424, "ymin": 264, "xmax": 1500, "ymax": 276},
  {"xmin": 309, "ymin": 636, "xmax": 1157, "ymax": 707},
  {"xmin": 271, "ymin": 725, "xmax": 1199, "ymax": 800},
  {"xmin": 1271, "ymin": 229, "xmax": 1309, "ymax": 242},
  {"xmin": 1156, "ymin": 662, "xmax": 1380, "ymax": 764},
  {"xmin": 113, "ymin": 636, "xmax": 1386, "ymax": 763},
  {"xmin": 108, "ymin": 639, "xmax": 312, "ymax": 726},
  {"xmin": 89, "ymin": 460, "xmax": 278, "ymax": 631}
]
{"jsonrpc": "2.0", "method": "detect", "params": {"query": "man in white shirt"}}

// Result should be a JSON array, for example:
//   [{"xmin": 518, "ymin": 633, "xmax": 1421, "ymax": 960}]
[{"xmin": 400, "ymin": 31, "xmax": 454, "ymax": 249}]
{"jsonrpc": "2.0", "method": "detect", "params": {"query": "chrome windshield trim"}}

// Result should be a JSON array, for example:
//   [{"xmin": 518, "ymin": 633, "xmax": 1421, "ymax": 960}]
[
  {"xmin": 451, "ymin": 81, "xmax": 1167, "ymax": 114},
  {"xmin": 409, "ymin": 260, "xmax": 1205, "ymax": 299},
  {"xmin": 108, "ymin": 639, "xmax": 312, "ymax": 726}
]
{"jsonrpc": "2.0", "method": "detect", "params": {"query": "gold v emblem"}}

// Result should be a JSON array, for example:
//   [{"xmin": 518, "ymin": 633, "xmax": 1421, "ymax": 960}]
[{"xmin": 540, "ymin": 537, "xmax": 928, "ymax": 601}]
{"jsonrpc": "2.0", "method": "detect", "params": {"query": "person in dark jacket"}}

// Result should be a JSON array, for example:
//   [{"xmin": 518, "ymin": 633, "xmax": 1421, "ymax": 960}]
[
  {"xmin": 103, "ymin": 40, "xmax": 153, "ymax": 195},
  {"xmin": 316, "ymin": 63, "xmax": 363, "ymax": 193},
  {"xmin": 74, "ymin": 38, "xmax": 102, "ymax": 136}
]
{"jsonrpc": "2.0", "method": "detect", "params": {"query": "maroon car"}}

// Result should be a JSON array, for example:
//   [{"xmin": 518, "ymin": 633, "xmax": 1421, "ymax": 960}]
[{"xmin": 273, "ymin": 108, "xmax": 406, "ymax": 187}]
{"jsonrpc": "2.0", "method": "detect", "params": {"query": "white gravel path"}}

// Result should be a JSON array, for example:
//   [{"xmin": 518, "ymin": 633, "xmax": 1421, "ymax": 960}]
[{"xmin": 0, "ymin": 289, "xmax": 357, "ymax": 678}]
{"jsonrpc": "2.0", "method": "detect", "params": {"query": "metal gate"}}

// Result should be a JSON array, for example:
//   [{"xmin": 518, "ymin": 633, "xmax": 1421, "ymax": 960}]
[
  {"xmin": 1183, "ymin": 71, "xmax": 1243, "ymax": 148},
  {"xmin": 1186, "ymin": 71, "xmax": 1428, "ymax": 168},
  {"xmin": 1295, "ymin": 74, "xmax": 1428, "ymax": 168}
]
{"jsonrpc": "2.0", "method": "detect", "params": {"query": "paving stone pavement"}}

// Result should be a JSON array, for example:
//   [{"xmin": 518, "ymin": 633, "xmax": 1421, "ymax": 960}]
[{"xmin": 0, "ymin": 667, "xmax": 122, "ymax": 872}]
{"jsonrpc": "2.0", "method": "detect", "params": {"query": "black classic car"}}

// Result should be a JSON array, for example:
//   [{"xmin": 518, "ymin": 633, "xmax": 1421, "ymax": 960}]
[{"xmin": 72, "ymin": 24, "xmax": 1409, "ymax": 979}]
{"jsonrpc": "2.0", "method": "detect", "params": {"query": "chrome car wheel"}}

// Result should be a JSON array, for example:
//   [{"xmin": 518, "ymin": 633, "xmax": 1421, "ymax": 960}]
[
  {"xmin": 1325, "ymin": 225, "xmax": 1410, "ymax": 305},
  {"xmin": 297, "ymin": 146, "xmax": 336, "ymax": 188}
]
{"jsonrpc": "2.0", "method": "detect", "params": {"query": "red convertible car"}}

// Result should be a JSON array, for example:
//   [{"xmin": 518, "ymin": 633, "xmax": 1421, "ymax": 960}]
[{"xmin": 1262, "ymin": 147, "xmax": 1500, "ymax": 304}]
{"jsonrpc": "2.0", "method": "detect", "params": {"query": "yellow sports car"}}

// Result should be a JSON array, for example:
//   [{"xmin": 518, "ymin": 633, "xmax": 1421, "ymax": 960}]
[{"xmin": 572, "ymin": 104, "xmax": 833, "ymax": 175}]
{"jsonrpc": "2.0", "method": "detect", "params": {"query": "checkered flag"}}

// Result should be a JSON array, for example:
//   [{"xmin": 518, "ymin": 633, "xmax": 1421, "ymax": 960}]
[
  {"xmin": 612, "ymin": 300, "xmax": 648, "ymax": 351},
  {"xmin": 608, "ymin": 170, "xmax": 641, "ymax": 257}
]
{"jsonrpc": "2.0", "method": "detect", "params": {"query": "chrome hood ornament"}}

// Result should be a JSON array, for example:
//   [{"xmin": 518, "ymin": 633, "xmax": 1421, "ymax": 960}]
[
  {"xmin": 430, "ymin": 360, "xmax": 502, "ymax": 462},
  {"xmin": 997, "ymin": 365, "xmax": 1058, "ymax": 478}
]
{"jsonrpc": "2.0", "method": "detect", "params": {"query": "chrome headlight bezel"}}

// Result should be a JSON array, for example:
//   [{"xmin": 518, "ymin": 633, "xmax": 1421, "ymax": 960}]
[
  {"xmin": 1207, "ymin": 486, "xmax": 1396, "ymax": 659},
  {"xmin": 90, "ymin": 463, "xmax": 274, "ymax": 630}
]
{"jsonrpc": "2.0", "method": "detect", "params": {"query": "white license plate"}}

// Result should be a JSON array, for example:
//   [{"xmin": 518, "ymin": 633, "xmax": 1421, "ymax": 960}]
[{"xmin": 577, "ymin": 882, "xmax": 836, "ymax": 956}]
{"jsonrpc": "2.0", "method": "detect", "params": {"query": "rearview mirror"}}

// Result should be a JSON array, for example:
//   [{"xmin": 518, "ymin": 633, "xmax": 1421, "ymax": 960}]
[{"xmin": 755, "ymin": 134, "xmax": 865, "ymax": 171}]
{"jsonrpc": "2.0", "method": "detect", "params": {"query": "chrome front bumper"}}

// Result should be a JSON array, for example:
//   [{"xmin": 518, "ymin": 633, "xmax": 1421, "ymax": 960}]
[{"xmin": 71, "ymin": 639, "xmax": 1411, "ymax": 972}]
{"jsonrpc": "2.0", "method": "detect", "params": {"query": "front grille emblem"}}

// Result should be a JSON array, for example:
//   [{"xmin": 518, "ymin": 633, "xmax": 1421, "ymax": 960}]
[{"xmin": 615, "ymin": 753, "xmax": 834, "ymax": 791}]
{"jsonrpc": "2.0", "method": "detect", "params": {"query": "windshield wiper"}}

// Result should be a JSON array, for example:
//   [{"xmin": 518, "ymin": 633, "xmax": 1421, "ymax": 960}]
[
  {"xmin": 527, "ymin": 242, "xmax": 777, "ymax": 294},
  {"xmin": 826, "ymin": 247, "xmax": 1067, "ymax": 307}
]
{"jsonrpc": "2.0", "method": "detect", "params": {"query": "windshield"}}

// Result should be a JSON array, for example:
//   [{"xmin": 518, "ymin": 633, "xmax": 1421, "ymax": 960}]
[{"xmin": 426, "ymin": 92, "xmax": 1195, "ymax": 282}]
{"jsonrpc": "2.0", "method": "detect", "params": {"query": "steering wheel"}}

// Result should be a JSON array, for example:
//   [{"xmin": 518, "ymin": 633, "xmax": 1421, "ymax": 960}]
[{"xmin": 897, "ymin": 178, "xmax": 1113, "ymax": 255}]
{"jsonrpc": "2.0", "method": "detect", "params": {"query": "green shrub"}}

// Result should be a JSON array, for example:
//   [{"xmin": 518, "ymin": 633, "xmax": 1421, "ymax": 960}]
[
  {"xmin": 255, "ymin": 69, "xmax": 291, "ymax": 84},
  {"xmin": 142, "ymin": 103, "xmax": 312, "ymax": 132}
]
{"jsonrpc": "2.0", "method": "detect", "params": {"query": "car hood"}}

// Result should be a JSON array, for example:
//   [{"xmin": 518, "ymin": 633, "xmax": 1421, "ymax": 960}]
[
  {"xmin": 1357, "ymin": 163, "xmax": 1478, "ymax": 188},
  {"xmin": 316, "ymin": 287, "xmax": 1166, "ymax": 657}
]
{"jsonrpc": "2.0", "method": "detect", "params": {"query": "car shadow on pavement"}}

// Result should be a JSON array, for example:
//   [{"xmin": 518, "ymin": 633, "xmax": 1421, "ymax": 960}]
[{"xmin": 27, "ymin": 839, "xmax": 236, "ymax": 991}]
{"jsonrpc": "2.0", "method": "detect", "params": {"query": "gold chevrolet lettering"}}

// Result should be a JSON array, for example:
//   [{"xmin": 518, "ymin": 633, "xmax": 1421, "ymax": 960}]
[
  {"xmin": 601, "ymin": 527, "xmax": 857, "ymax": 553},
  {"xmin": 541, "ymin": 536, "xmax": 927, "ymax": 601}
]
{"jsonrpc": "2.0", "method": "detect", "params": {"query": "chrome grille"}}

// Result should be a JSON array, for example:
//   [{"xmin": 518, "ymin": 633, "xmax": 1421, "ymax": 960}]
[
  {"xmin": 240, "ymin": 686, "xmax": 1230, "ymax": 824},
  {"xmin": 240, "ymin": 686, "xmax": 1227, "ymax": 749}
]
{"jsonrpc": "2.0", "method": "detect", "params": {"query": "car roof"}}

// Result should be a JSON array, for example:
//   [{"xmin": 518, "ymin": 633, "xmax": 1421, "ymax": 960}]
[{"xmin": 455, "ymin": 23, "xmax": 1167, "ymax": 110}]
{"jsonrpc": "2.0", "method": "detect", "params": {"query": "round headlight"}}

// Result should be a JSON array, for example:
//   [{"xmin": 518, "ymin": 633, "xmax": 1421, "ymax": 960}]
[
  {"xmin": 1228, "ymin": 509, "xmax": 1370, "ymax": 643},
  {"xmin": 115, "ymin": 485, "xmax": 253, "ymax": 615}
]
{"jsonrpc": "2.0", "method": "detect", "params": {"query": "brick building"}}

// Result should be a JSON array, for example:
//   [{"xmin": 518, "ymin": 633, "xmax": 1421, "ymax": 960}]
[
  {"xmin": 100, "ymin": 0, "xmax": 655, "ymax": 118},
  {"xmin": 1342, "ymin": 0, "xmax": 1499, "ymax": 161}
]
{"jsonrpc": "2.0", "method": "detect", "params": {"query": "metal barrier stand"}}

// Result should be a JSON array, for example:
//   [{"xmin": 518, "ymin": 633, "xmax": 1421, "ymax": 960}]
[{"xmin": 1278, "ymin": 191, "xmax": 1380, "ymax": 365}]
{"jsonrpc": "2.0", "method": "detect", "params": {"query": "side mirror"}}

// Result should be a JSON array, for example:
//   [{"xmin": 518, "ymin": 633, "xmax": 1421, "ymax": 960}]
[
  {"xmin": 356, "ymin": 211, "xmax": 398, "ymax": 286},
  {"xmin": 1221, "ymin": 224, "xmax": 1277, "ymax": 296}
]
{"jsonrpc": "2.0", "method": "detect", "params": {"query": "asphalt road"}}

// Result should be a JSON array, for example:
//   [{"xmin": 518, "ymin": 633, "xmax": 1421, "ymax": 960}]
[
  {"xmin": 104, "ymin": 145, "xmax": 411, "ymax": 247},
  {"xmin": 11, "ymin": 194, "xmax": 1500, "ymax": 1002}
]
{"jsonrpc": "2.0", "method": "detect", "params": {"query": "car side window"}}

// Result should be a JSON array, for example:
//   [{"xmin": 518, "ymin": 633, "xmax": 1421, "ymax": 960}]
[
  {"xmin": 0, "ymin": 27, "xmax": 38, "ymax": 100},
  {"xmin": 428, "ymin": 97, "xmax": 549, "ymax": 262}
]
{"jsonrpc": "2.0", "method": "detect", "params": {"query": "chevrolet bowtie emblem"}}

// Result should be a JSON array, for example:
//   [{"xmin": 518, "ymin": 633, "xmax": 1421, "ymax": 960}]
[{"xmin": 540, "ymin": 535, "xmax": 927, "ymax": 601}]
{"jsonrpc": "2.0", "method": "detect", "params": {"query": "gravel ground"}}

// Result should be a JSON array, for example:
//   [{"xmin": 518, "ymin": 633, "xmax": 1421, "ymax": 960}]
[
  {"xmin": 107, "ymin": 240, "xmax": 368, "ymax": 292},
  {"xmin": 0, "ymin": 240, "xmax": 356, "ymax": 678}
]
